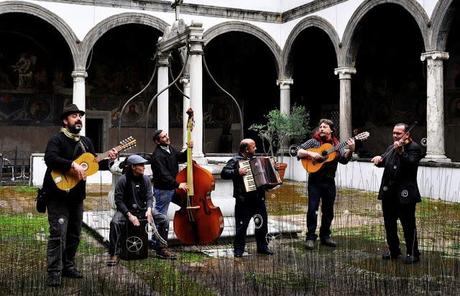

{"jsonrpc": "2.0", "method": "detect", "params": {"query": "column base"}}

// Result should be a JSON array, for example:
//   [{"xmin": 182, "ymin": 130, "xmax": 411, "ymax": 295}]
[
  {"xmin": 192, "ymin": 155, "xmax": 207, "ymax": 165},
  {"xmin": 421, "ymin": 154, "xmax": 451, "ymax": 163}
]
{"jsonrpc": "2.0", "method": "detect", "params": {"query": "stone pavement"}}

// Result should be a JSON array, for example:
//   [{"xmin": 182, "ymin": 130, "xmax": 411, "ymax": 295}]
[{"xmin": 83, "ymin": 196, "xmax": 302, "ymax": 246}]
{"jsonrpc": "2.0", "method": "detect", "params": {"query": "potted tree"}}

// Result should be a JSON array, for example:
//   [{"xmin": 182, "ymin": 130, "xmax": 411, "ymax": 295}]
[{"xmin": 249, "ymin": 105, "xmax": 310, "ymax": 180}]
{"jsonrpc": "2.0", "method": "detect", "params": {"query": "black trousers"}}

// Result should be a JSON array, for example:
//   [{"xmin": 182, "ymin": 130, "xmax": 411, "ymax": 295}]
[
  {"xmin": 46, "ymin": 197, "xmax": 83, "ymax": 274},
  {"xmin": 109, "ymin": 210, "xmax": 168, "ymax": 256},
  {"xmin": 234, "ymin": 196, "xmax": 268, "ymax": 253},
  {"xmin": 306, "ymin": 178, "xmax": 336, "ymax": 241},
  {"xmin": 382, "ymin": 197, "xmax": 420, "ymax": 257}
]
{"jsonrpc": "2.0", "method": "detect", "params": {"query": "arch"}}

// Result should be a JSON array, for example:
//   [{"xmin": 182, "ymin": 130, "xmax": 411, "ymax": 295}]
[
  {"xmin": 204, "ymin": 21, "xmax": 282, "ymax": 76},
  {"xmin": 341, "ymin": 0, "xmax": 430, "ymax": 66},
  {"xmin": 0, "ymin": 1, "xmax": 79, "ymax": 67},
  {"xmin": 282, "ymin": 15, "xmax": 340, "ymax": 78},
  {"xmin": 80, "ymin": 13, "xmax": 168, "ymax": 70},
  {"xmin": 431, "ymin": 0, "xmax": 456, "ymax": 51}
]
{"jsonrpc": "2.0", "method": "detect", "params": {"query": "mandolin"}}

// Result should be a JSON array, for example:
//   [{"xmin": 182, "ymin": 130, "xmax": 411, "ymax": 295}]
[
  {"xmin": 51, "ymin": 136, "xmax": 136, "ymax": 191},
  {"xmin": 301, "ymin": 132, "xmax": 369, "ymax": 173}
]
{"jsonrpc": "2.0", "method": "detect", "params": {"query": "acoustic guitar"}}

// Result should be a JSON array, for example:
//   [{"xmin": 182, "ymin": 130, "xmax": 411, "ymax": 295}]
[
  {"xmin": 51, "ymin": 136, "xmax": 136, "ymax": 191},
  {"xmin": 301, "ymin": 132, "xmax": 370, "ymax": 173}
]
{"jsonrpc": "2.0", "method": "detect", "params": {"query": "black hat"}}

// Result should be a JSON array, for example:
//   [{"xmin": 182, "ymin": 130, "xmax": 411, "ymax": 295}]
[{"xmin": 61, "ymin": 104, "xmax": 85, "ymax": 119}]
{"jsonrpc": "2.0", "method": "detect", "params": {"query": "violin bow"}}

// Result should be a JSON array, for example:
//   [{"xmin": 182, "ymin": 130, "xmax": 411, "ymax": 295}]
[{"xmin": 381, "ymin": 121, "xmax": 418, "ymax": 160}]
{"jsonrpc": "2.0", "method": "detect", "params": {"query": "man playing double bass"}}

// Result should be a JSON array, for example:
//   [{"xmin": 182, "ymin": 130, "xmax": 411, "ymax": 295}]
[
  {"xmin": 149, "ymin": 129, "xmax": 191, "ymax": 258},
  {"xmin": 221, "ymin": 138, "xmax": 274, "ymax": 257},
  {"xmin": 371, "ymin": 123, "xmax": 422, "ymax": 264}
]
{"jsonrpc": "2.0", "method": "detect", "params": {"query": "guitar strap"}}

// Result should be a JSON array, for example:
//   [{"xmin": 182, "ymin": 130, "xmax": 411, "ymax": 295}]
[{"xmin": 72, "ymin": 138, "xmax": 87, "ymax": 159}]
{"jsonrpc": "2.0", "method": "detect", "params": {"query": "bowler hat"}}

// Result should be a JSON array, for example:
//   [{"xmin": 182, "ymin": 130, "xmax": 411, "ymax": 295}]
[
  {"xmin": 126, "ymin": 155, "xmax": 148, "ymax": 166},
  {"xmin": 61, "ymin": 104, "xmax": 85, "ymax": 119}
]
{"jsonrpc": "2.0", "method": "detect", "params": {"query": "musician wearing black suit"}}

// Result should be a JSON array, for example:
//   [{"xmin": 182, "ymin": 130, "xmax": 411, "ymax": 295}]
[
  {"xmin": 43, "ymin": 104, "xmax": 117, "ymax": 287},
  {"xmin": 297, "ymin": 119, "xmax": 354, "ymax": 250},
  {"xmin": 371, "ymin": 123, "xmax": 422, "ymax": 264},
  {"xmin": 221, "ymin": 138, "xmax": 274, "ymax": 257}
]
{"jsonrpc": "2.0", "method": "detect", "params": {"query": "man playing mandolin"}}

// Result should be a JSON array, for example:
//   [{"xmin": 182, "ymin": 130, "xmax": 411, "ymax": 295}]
[
  {"xmin": 297, "ymin": 119, "xmax": 355, "ymax": 250},
  {"xmin": 42, "ymin": 104, "xmax": 117, "ymax": 287}
]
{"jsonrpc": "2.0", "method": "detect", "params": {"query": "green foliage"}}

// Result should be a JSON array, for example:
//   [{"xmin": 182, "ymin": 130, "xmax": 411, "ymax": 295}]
[{"xmin": 249, "ymin": 105, "xmax": 310, "ymax": 162}]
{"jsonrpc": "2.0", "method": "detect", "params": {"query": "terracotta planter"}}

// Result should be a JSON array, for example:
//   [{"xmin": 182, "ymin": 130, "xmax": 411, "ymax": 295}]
[{"xmin": 277, "ymin": 162, "xmax": 288, "ymax": 181}]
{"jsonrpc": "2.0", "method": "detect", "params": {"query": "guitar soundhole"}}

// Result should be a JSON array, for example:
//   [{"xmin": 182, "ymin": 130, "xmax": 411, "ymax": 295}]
[
  {"xmin": 321, "ymin": 151, "xmax": 327, "ymax": 156},
  {"xmin": 81, "ymin": 162, "xmax": 88, "ymax": 170}
]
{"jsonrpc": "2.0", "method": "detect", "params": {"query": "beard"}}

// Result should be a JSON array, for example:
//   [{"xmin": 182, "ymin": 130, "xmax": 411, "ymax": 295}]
[{"xmin": 68, "ymin": 121, "xmax": 82, "ymax": 134}]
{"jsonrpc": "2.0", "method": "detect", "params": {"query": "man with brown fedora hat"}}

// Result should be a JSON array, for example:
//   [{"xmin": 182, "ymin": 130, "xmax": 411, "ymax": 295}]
[{"xmin": 42, "ymin": 104, "xmax": 117, "ymax": 287}]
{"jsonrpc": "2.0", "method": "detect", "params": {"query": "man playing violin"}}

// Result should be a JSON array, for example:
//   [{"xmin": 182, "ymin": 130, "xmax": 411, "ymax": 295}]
[
  {"xmin": 297, "ymin": 119, "xmax": 355, "ymax": 250},
  {"xmin": 371, "ymin": 123, "xmax": 422, "ymax": 264}
]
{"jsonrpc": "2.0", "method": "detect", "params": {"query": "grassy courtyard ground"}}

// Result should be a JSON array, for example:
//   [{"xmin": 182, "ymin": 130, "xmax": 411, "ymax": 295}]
[{"xmin": 0, "ymin": 183, "xmax": 459, "ymax": 295}]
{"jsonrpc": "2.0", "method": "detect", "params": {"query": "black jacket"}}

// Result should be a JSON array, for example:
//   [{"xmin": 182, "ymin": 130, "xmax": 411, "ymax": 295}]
[
  {"xmin": 377, "ymin": 141, "xmax": 422, "ymax": 203},
  {"xmin": 43, "ymin": 132, "xmax": 95, "ymax": 201},
  {"xmin": 114, "ymin": 171, "xmax": 154, "ymax": 217},
  {"xmin": 150, "ymin": 145, "xmax": 187, "ymax": 190},
  {"xmin": 220, "ymin": 154, "xmax": 265, "ymax": 200}
]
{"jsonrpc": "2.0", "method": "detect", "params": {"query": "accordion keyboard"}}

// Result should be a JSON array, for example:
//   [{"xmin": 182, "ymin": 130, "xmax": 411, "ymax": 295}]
[{"xmin": 239, "ymin": 160, "xmax": 257, "ymax": 192}]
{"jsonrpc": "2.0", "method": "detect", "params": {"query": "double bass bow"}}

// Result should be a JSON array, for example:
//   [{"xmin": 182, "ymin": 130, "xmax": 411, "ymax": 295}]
[{"xmin": 173, "ymin": 108, "xmax": 224, "ymax": 245}]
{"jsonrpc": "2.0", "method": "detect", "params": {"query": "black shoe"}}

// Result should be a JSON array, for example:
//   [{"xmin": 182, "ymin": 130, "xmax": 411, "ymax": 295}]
[
  {"xmin": 62, "ymin": 267, "xmax": 83, "ymax": 278},
  {"xmin": 257, "ymin": 248, "xmax": 274, "ymax": 255},
  {"xmin": 234, "ymin": 250, "xmax": 244, "ymax": 258},
  {"xmin": 106, "ymin": 255, "xmax": 120, "ymax": 267},
  {"xmin": 46, "ymin": 272, "xmax": 61, "ymax": 287},
  {"xmin": 404, "ymin": 255, "xmax": 420, "ymax": 264},
  {"xmin": 156, "ymin": 248, "xmax": 177, "ymax": 260},
  {"xmin": 382, "ymin": 251, "xmax": 401, "ymax": 260},
  {"xmin": 320, "ymin": 238, "xmax": 337, "ymax": 247},
  {"xmin": 305, "ymin": 240, "xmax": 315, "ymax": 250}
]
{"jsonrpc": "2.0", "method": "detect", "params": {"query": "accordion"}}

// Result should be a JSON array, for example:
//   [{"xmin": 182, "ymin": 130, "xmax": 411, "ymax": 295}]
[{"xmin": 239, "ymin": 157, "xmax": 283, "ymax": 192}]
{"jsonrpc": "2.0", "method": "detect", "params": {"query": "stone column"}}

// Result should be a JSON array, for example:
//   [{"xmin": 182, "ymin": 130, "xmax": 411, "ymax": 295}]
[
  {"xmin": 157, "ymin": 54, "xmax": 170, "ymax": 133},
  {"xmin": 421, "ymin": 51, "xmax": 450, "ymax": 162},
  {"xmin": 72, "ymin": 69, "xmax": 88, "ymax": 136},
  {"xmin": 188, "ymin": 22, "xmax": 205, "ymax": 162},
  {"xmin": 334, "ymin": 67, "xmax": 356, "ymax": 141},
  {"xmin": 181, "ymin": 73, "xmax": 191, "ymax": 149},
  {"xmin": 277, "ymin": 78, "xmax": 293, "ymax": 153},
  {"xmin": 277, "ymin": 78, "xmax": 293, "ymax": 115}
]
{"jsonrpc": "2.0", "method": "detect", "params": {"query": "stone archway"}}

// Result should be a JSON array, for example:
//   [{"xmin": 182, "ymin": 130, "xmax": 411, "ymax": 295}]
[
  {"xmin": 282, "ymin": 15, "xmax": 340, "ymax": 79},
  {"xmin": 0, "ymin": 1, "xmax": 79, "ymax": 66},
  {"xmin": 80, "ymin": 13, "xmax": 168, "ymax": 70},
  {"xmin": 341, "ymin": 0, "xmax": 429, "ymax": 67},
  {"xmin": 204, "ymin": 21, "xmax": 281, "ymax": 77}
]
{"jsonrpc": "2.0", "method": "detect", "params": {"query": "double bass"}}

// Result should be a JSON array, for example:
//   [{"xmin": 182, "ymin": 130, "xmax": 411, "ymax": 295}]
[{"xmin": 173, "ymin": 108, "xmax": 224, "ymax": 245}]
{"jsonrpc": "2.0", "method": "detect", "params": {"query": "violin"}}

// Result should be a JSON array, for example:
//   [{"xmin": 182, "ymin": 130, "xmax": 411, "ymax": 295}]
[{"xmin": 381, "ymin": 121, "xmax": 417, "ymax": 160}]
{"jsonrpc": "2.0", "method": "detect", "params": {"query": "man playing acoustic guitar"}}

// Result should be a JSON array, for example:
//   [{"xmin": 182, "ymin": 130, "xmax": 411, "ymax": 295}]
[
  {"xmin": 42, "ymin": 104, "xmax": 117, "ymax": 287},
  {"xmin": 297, "ymin": 119, "xmax": 355, "ymax": 250}
]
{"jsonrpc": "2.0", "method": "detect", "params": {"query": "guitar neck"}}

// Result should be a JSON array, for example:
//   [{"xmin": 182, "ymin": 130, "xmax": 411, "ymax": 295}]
[
  {"xmin": 95, "ymin": 144, "xmax": 124, "ymax": 162},
  {"xmin": 327, "ymin": 137, "xmax": 356, "ymax": 154}
]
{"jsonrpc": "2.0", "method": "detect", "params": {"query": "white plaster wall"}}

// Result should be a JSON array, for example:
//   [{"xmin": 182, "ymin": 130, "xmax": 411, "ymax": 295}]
[
  {"xmin": 14, "ymin": 0, "xmax": 441, "ymax": 52},
  {"xmin": 284, "ymin": 156, "xmax": 460, "ymax": 203}
]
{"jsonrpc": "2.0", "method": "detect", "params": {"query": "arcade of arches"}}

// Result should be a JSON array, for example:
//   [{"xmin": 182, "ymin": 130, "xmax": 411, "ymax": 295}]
[{"xmin": 1, "ymin": 2, "xmax": 460, "ymax": 162}]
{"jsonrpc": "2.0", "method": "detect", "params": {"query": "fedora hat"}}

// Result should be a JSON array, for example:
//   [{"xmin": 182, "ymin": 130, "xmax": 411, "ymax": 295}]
[{"xmin": 61, "ymin": 104, "xmax": 85, "ymax": 119}]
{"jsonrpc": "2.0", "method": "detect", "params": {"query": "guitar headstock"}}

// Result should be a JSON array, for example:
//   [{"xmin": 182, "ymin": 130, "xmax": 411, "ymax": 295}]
[
  {"xmin": 118, "ymin": 136, "xmax": 137, "ymax": 152},
  {"xmin": 354, "ymin": 132, "xmax": 370, "ymax": 141}
]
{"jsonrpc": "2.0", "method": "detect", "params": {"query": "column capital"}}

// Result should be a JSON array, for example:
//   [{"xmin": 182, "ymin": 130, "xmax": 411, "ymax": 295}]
[
  {"xmin": 189, "ymin": 21, "xmax": 204, "ymax": 55},
  {"xmin": 157, "ymin": 53, "xmax": 170, "ymax": 67},
  {"xmin": 71, "ymin": 70, "xmax": 87, "ymax": 78},
  {"xmin": 276, "ymin": 78, "xmax": 294, "ymax": 88},
  {"xmin": 334, "ymin": 67, "xmax": 356, "ymax": 79},
  {"xmin": 420, "ymin": 51, "xmax": 449, "ymax": 62}
]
